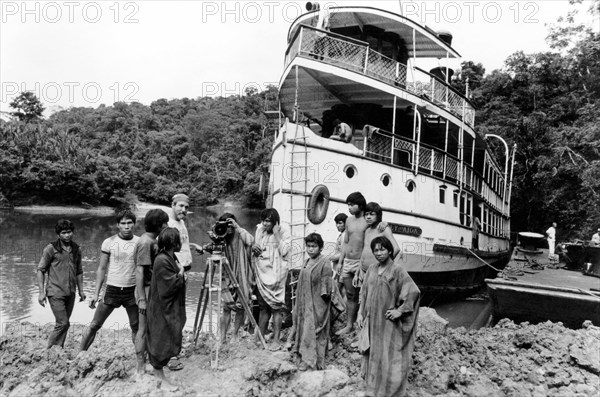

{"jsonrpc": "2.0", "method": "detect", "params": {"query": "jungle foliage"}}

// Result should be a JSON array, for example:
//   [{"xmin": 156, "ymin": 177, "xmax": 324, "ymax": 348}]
[
  {"xmin": 0, "ymin": 87, "xmax": 277, "ymax": 208},
  {"xmin": 0, "ymin": 1, "xmax": 598, "ymax": 239}
]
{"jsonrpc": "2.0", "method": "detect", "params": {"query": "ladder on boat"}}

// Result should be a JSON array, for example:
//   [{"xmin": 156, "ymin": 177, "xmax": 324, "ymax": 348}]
[{"xmin": 287, "ymin": 113, "xmax": 310, "ymax": 306}]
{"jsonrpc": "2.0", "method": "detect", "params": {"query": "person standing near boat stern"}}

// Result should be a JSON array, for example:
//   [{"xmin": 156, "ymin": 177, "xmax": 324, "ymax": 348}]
[
  {"xmin": 546, "ymin": 222, "xmax": 558, "ymax": 262},
  {"xmin": 293, "ymin": 233, "xmax": 341, "ymax": 370},
  {"xmin": 252, "ymin": 208, "xmax": 291, "ymax": 347},
  {"xmin": 204, "ymin": 213, "xmax": 255, "ymax": 344},
  {"xmin": 80, "ymin": 210, "xmax": 140, "ymax": 351},
  {"xmin": 472, "ymin": 216, "xmax": 482, "ymax": 250},
  {"xmin": 37, "ymin": 219, "xmax": 86, "ymax": 348},
  {"xmin": 357, "ymin": 236, "xmax": 420, "ymax": 397},
  {"xmin": 134, "ymin": 208, "xmax": 170, "ymax": 375},
  {"xmin": 146, "ymin": 228, "xmax": 187, "ymax": 387},
  {"xmin": 591, "ymin": 228, "xmax": 600, "ymax": 246}
]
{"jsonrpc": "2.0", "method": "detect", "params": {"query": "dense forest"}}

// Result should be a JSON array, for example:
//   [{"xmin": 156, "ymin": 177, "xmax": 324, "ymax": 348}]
[{"xmin": 1, "ymin": 1, "xmax": 598, "ymax": 239}]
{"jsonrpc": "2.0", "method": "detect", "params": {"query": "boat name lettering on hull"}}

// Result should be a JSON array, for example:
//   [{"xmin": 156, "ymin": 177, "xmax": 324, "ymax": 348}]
[{"xmin": 389, "ymin": 222, "xmax": 422, "ymax": 237}]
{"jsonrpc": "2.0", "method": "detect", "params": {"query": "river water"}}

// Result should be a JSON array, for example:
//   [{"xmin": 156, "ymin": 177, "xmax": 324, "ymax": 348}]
[
  {"xmin": 0, "ymin": 207, "xmax": 262, "ymax": 336},
  {"xmin": 0, "ymin": 207, "xmax": 490, "ymax": 337}
]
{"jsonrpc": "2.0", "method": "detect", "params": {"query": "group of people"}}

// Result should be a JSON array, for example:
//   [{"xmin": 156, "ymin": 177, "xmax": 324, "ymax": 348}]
[
  {"xmin": 291, "ymin": 191, "xmax": 420, "ymax": 396},
  {"xmin": 36, "ymin": 191, "xmax": 420, "ymax": 396},
  {"xmin": 37, "ymin": 194, "xmax": 198, "ymax": 385}
]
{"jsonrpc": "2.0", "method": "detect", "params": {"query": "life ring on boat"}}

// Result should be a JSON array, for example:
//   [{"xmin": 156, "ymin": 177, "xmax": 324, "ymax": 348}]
[{"xmin": 307, "ymin": 184, "xmax": 330, "ymax": 225}]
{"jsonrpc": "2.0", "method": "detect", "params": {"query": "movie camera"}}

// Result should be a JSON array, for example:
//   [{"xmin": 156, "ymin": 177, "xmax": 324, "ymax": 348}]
[{"xmin": 207, "ymin": 219, "xmax": 233, "ymax": 250}]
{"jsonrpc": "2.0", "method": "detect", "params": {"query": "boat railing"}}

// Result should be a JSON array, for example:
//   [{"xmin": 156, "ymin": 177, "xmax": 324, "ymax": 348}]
[
  {"xmin": 285, "ymin": 25, "xmax": 475, "ymax": 127},
  {"xmin": 364, "ymin": 127, "xmax": 493, "ymax": 198}
]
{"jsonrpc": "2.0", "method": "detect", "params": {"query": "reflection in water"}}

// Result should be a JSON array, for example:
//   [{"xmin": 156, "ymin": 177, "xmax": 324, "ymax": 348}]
[{"xmin": 0, "ymin": 208, "xmax": 261, "ymax": 336}]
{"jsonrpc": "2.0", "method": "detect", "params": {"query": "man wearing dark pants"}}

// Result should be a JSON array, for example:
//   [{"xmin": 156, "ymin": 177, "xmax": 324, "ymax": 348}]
[
  {"xmin": 37, "ymin": 219, "xmax": 86, "ymax": 348},
  {"xmin": 80, "ymin": 210, "xmax": 140, "ymax": 350},
  {"xmin": 134, "ymin": 208, "xmax": 170, "ymax": 375}
]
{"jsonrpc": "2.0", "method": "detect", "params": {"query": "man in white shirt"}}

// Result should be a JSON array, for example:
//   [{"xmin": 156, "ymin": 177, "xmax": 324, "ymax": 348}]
[
  {"xmin": 168, "ymin": 193, "xmax": 203, "ymax": 272},
  {"xmin": 81, "ymin": 210, "xmax": 140, "ymax": 350},
  {"xmin": 591, "ymin": 228, "xmax": 600, "ymax": 247},
  {"xmin": 546, "ymin": 222, "xmax": 557, "ymax": 262}
]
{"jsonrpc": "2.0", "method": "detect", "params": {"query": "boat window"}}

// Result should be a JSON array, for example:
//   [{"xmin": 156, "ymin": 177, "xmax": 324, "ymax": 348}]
[
  {"xmin": 381, "ymin": 174, "xmax": 391, "ymax": 187},
  {"xmin": 405, "ymin": 179, "xmax": 416, "ymax": 192},
  {"xmin": 453, "ymin": 190, "xmax": 458, "ymax": 207},
  {"xmin": 439, "ymin": 185, "xmax": 446, "ymax": 204},
  {"xmin": 344, "ymin": 164, "xmax": 356, "ymax": 179}
]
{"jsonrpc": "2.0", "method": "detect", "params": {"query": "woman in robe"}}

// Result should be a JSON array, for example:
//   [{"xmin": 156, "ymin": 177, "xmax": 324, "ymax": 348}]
[
  {"xmin": 146, "ymin": 227, "xmax": 186, "ymax": 386},
  {"xmin": 357, "ymin": 236, "xmax": 420, "ymax": 397}
]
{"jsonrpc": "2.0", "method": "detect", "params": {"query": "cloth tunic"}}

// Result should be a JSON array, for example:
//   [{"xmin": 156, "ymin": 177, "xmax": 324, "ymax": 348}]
[
  {"xmin": 253, "ymin": 224, "xmax": 290, "ymax": 310},
  {"xmin": 293, "ymin": 254, "xmax": 333, "ymax": 369},
  {"xmin": 360, "ymin": 261, "xmax": 421, "ymax": 397},
  {"xmin": 146, "ymin": 251, "xmax": 186, "ymax": 369},
  {"xmin": 212, "ymin": 228, "xmax": 255, "ymax": 311}
]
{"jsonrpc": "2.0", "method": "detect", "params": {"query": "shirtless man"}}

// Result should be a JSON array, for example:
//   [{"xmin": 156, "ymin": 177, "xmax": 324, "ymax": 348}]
[
  {"xmin": 336, "ymin": 193, "xmax": 391, "ymax": 335},
  {"xmin": 335, "ymin": 192, "xmax": 367, "ymax": 335},
  {"xmin": 357, "ymin": 202, "xmax": 400, "ymax": 287}
]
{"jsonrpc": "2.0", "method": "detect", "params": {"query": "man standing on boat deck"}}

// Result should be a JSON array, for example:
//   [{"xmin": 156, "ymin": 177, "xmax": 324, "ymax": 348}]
[
  {"xmin": 166, "ymin": 193, "xmax": 203, "ymax": 370},
  {"xmin": 591, "ymin": 228, "xmax": 600, "ymax": 247},
  {"xmin": 37, "ymin": 219, "xmax": 86, "ymax": 348},
  {"xmin": 472, "ymin": 216, "xmax": 482, "ymax": 250},
  {"xmin": 546, "ymin": 222, "xmax": 558, "ymax": 262},
  {"xmin": 80, "ymin": 210, "xmax": 139, "ymax": 351}
]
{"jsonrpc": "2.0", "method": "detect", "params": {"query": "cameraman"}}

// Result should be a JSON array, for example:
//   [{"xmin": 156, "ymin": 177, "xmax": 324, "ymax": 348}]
[{"xmin": 204, "ymin": 213, "xmax": 255, "ymax": 344}]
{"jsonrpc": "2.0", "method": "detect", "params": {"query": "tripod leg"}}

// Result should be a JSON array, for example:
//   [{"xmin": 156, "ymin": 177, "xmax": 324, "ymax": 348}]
[
  {"xmin": 221, "ymin": 258, "xmax": 268, "ymax": 350},
  {"xmin": 192, "ymin": 270, "xmax": 209, "ymax": 340},
  {"xmin": 194, "ymin": 261, "xmax": 217, "ymax": 345}
]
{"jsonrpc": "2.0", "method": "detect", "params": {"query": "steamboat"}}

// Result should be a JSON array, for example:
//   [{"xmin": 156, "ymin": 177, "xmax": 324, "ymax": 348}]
[{"xmin": 265, "ymin": 4, "xmax": 515, "ymax": 291}]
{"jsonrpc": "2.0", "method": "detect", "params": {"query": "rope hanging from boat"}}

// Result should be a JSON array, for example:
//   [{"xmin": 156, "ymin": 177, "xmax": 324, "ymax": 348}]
[{"xmin": 465, "ymin": 248, "xmax": 501, "ymax": 272}]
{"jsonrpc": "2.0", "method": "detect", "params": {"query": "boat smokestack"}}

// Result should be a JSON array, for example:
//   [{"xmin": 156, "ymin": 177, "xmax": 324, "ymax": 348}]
[
  {"xmin": 306, "ymin": 2, "xmax": 320, "ymax": 11},
  {"xmin": 437, "ymin": 30, "xmax": 453, "ymax": 46}
]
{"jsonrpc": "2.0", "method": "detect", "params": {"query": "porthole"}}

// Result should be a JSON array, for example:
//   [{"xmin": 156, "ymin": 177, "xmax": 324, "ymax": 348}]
[
  {"xmin": 406, "ymin": 179, "xmax": 416, "ymax": 192},
  {"xmin": 381, "ymin": 174, "xmax": 391, "ymax": 186},
  {"xmin": 344, "ymin": 165, "xmax": 357, "ymax": 179}
]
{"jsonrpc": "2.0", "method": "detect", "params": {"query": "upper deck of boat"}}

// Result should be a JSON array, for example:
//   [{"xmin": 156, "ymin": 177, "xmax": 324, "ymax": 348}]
[{"xmin": 281, "ymin": 7, "xmax": 476, "ymax": 132}]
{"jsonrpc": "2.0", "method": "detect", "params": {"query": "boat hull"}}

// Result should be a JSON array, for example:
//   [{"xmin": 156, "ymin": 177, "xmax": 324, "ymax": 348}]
[
  {"xmin": 486, "ymin": 247, "xmax": 600, "ymax": 329},
  {"xmin": 487, "ymin": 276, "xmax": 600, "ymax": 329},
  {"xmin": 405, "ymin": 249, "xmax": 511, "ymax": 292}
]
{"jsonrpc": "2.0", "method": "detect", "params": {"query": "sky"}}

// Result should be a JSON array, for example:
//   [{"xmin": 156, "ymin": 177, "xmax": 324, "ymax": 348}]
[{"xmin": 0, "ymin": 0, "xmax": 596, "ymax": 115}]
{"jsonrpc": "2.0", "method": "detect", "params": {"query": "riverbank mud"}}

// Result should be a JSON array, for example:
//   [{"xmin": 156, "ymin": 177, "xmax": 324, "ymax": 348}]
[{"xmin": 1, "ymin": 308, "xmax": 598, "ymax": 396}]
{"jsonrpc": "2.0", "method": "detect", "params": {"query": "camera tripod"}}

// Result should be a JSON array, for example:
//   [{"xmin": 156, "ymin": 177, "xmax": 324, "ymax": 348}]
[{"xmin": 192, "ymin": 248, "xmax": 267, "ymax": 367}]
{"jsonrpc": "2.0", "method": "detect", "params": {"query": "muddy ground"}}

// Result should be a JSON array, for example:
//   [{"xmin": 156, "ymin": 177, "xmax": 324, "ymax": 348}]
[{"xmin": 1, "ymin": 308, "xmax": 599, "ymax": 397}]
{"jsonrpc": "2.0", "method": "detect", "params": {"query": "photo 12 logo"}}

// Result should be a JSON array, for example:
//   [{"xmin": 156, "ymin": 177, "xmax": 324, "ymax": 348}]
[
  {"xmin": 1, "ymin": 82, "xmax": 140, "ymax": 106},
  {"xmin": 400, "ymin": 1, "xmax": 540, "ymax": 24},
  {"xmin": 1, "ymin": 1, "xmax": 140, "ymax": 23},
  {"xmin": 199, "ymin": 1, "xmax": 338, "ymax": 24},
  {"xmin": 200, "ymin": 81, "xmax": 278, "ymax": 97}
]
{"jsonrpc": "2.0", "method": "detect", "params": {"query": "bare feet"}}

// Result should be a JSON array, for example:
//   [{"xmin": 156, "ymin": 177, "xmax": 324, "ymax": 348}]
[
  {"xmin": 335, "ymin": 325, "xmax": 354, "ymax": 336},
  {"xmin": 153, "ymin": 368, "xmax": 179, "ymax": 391}
]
